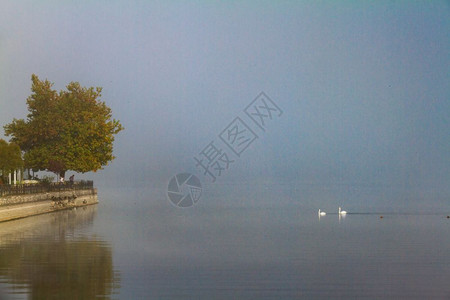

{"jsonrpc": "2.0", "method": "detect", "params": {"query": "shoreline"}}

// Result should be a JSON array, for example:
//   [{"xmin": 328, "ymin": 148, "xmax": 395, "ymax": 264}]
[{"xmin": 0, "ymin": 189, "xmax": 98, "ymax": 223}]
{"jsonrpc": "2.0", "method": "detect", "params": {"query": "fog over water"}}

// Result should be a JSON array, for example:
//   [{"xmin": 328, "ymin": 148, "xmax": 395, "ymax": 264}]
[
  {"xmin": 1, "ymin": 1, "xmax": 449, "ymax": 209},
  {"xmin": 1, "ymin": 3, "xmax": 450, "ymax": 298}
]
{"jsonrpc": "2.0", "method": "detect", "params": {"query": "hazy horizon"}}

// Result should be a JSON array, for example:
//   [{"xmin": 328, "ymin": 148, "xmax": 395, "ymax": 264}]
[{"xmin": 1, "ymin": 1, "xmax": 449, "ymax": 207}]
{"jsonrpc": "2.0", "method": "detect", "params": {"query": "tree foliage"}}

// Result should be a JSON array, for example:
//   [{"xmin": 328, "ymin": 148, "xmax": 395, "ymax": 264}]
[
  {"xmin": 4, "ymin": 74, "xmax": 123, "ymax": 178},
  {"xmin": 0, "ymin": 139, "xmax": 23, "ymax": 181}
]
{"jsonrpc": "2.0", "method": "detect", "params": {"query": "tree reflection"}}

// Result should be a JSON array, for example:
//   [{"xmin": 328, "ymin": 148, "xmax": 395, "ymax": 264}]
[{"xmin": 0, "ymin": 206, "xmax": 120, "ymax": 299}]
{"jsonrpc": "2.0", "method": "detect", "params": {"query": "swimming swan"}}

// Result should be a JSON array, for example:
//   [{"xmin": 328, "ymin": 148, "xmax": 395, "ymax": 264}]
[
  {"xmin": 338, "ymin": 207, "xmax": 347, "ymax": 215},
  {"xmin": 318, "ymin": 209, "xmax": 326, "ymax": 216}
]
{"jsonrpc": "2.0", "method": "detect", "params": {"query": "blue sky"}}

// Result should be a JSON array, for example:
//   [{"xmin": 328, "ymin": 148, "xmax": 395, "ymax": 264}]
[{"xmin": 1, "ymin": 1, "xmax": 449, "ymax": 202}]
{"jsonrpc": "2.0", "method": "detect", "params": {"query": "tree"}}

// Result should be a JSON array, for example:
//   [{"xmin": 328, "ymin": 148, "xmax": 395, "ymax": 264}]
[
  {"xmin": 0, "ymin": 139, "xmax": 23, "ymax": 183},
  {"xmin": 4, "ymin": 74, "xmax": 123, "ymax": 179}
]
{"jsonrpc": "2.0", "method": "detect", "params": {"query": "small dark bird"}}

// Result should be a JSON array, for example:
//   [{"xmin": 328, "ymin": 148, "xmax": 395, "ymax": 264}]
[{"xmin": 380, "ymin": 216, "xmax": 383, "ymax": 219}]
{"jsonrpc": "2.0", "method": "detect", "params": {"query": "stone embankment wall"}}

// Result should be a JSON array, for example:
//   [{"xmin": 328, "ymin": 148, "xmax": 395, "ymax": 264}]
[{"xmin": 0, "ymin": 189, "xmax": 98, "ymax": 223}]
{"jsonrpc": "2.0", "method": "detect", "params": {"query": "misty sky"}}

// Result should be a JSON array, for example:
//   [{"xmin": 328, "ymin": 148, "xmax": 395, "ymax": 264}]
[{"xmin": 0, "ymin": 1, "xmax": 449, "ymax": 200}]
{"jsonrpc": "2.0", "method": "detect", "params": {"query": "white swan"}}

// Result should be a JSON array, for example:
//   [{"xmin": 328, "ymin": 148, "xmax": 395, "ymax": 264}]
[
  {"xmin": 338, "ymin": 206, "xmax": 347, "ymax": 215},
  {"xmin": 318, "ymin": 209, "xmax": 326, "ymax": 216}
]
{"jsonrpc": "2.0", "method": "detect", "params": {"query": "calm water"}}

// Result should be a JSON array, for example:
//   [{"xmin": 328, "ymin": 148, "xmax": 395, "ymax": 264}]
[{"xmin": 0, "ymin": 184, "xmax": 449, "ymax": 299}]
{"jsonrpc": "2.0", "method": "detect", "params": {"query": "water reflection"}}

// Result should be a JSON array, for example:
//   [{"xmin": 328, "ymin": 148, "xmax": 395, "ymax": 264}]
[{"xmin": 0, "ymin": 206, "xmax": 120, "ymax": 299}]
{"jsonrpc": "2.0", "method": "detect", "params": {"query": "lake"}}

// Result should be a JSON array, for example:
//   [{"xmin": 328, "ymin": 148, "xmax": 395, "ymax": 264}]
[{"xmin": 0, "ymin": 183, "xmax": 449, "ymax": 299}]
